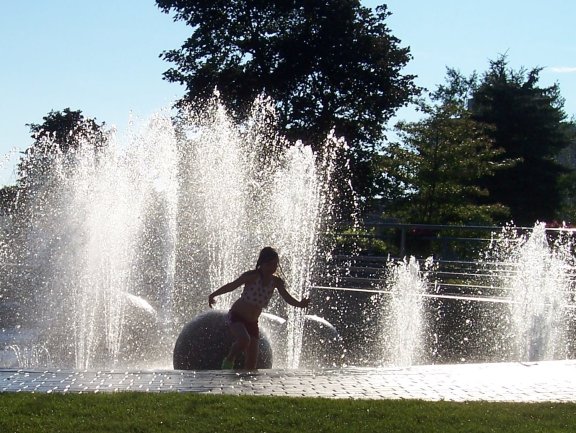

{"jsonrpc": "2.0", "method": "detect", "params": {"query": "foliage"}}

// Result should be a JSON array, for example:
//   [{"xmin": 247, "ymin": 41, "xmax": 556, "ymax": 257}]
[
  {"xmin": 556, "ymin": 122, "xmax": 576, "ymax": 223},
  {"xmin": 469, "ymin": 55, "xmax": 573, "ymax": 225},
  {"xmin": 6, "ymin": 108, "xmax": 109, "ymax": 281},
  {"xmin": 0, "ymin": 185, "xmax": 19, "ymax": 215},
  {"xmin": 1, "ymin": 393, "xmax": 576, "ymax": 433},
  {"xmin": 333, "ymin": 226, "xmax": 397, "ymax": 256},
  {"xmin": 17, "ymin": 108, "xmax": 108, "ymax": 193},
  {"xmin": 26, "ymin": 108, "xmax": 107, "ymax": 154},
  {"xmin": 380, "ymin": 55, "xmax": 574, "ymax": 226},
  {"xmin": 380, "ymin": 92, "xmax": 510, "ymax": 225},
  {"xmin": 156, "ymin": 0, "xmax": 420, "ymax": 203}
]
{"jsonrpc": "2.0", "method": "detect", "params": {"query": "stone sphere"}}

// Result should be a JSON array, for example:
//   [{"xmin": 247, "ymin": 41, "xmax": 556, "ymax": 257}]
[{"xmin": 173, "ymin": 310, "xmax": 273, "ymax": 370}]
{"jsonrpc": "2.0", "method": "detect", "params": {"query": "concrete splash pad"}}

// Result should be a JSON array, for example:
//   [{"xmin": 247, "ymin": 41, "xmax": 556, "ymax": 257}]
[{"xmin": 1, "ymin": 360, "xmax": 575, "ymax": 402}]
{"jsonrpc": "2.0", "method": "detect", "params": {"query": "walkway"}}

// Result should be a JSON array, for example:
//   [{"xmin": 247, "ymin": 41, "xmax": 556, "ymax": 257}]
[{"xmin": 2, "ymin": 360, "xmax": 576, "ymax": 402}]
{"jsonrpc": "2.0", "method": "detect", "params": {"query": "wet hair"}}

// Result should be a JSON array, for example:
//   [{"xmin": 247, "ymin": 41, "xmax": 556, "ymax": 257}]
[{"xmin": 256, "ymin": 247, "xmax": 279, "ymax": 269}]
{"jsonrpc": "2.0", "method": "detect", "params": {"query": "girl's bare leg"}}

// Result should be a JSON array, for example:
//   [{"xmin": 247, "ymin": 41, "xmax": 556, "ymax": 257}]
[
  {"xmin": 223, "ymin": 322, "xmax": 250, "ymax": 366},
  {"xmin": 244, "ymin": 337, "xmax": 259, "ymax": 370}
]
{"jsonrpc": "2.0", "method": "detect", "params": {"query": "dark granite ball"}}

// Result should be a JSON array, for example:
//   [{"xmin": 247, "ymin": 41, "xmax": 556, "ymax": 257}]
[{"xmin": 173, "ymin": 309, "xmax": 273, "ymax": 370}]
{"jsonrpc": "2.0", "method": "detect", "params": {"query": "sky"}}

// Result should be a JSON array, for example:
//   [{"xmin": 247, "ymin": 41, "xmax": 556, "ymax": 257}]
[{"xmin": 1, "ymin": 0, "xmax": 575, "ymax": 186}]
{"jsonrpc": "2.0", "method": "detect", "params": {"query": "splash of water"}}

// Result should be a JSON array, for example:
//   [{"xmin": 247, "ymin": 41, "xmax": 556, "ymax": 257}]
[
  {"xmin": 383, "ymin": 256, "xmax": 429, "ymax": 367},
  {"xmin": 486, "ymin": 223, "xmax": 575, "ymax": 361},
  {"xmin": 13, "ymin": 112, "xmax": 179, "ymax": 369},
  {"xmin": 175, "ymin": 96, "xmax": 345, "ymax": 368},
  {"xmin": 6, "ymin": 96, "xmax": 345, "ymax": 369}
]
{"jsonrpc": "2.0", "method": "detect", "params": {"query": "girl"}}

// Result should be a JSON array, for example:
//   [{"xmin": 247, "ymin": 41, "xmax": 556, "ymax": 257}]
[{"xmin": 208, "ymin": 247, "xmax": 310, "ymax": 369}]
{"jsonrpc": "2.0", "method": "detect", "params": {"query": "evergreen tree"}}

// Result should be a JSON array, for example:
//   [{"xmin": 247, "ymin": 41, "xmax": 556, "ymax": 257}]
[
  {"xmin": 381, "ymin": 94, "xmax": 509, "ymax": 224},
  {"xmin": 555, "ymin": 122, "xmax": 576, "ymax": 223},
  {"xmin": 470, "ymin": 56, "xmax": 572, "ymax": 225}
]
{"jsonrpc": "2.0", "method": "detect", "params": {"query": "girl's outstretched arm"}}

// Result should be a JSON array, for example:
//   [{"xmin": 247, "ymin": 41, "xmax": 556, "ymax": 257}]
[
  {"xmin": 208, "ymin": 271, "xmax": 254, "ymax": 308},
  {"xmin": 276, "ymin": 278, "xmax": 310, "ymax": 308}
]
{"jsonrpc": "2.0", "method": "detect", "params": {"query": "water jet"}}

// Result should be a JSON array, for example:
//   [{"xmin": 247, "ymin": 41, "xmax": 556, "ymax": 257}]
[{"xmin": 1, "ymin": 98, "xmax": 575, "ymax": 370}]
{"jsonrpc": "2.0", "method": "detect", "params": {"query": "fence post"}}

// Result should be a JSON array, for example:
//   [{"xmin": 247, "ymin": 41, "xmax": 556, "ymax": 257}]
[{"xmin": 400, "ymin": 226, "xmax": 406, "ymax": 258}]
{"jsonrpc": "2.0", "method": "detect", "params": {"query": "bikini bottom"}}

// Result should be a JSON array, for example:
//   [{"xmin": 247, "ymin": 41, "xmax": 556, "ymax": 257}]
[{"xmin": 226, "ymin": 310, "xmax": 259, "ymax": 338}]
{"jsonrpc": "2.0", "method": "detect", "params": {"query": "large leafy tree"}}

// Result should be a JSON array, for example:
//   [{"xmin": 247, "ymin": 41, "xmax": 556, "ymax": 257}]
[
  {"xmin": 156, "ymin": 0, "xmax": 419, "ymax": 202},
  {"xmin": 3, "ymin": 109, "xmax": 108, "ymax": 292},
  {"xmin": 6, "ymin": 108, "xmax": 108, "ymax": 237},
  {"xmin": 26, "ymin": 108, "xmax": 106, "ymax": 154},
  {"xmin": 381, "ymin": 85, "xmax": 509, "ymax": 225},
  {"xmin": 18, "ymin": 108, "xmax": 107, "ymax": 192},
  {"xmin": 469, "ymin": 56, "xmax": 572, "ymax": 226}
]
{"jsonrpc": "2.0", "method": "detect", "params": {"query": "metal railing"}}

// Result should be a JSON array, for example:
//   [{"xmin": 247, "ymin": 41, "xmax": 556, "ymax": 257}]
[{"xmin": 336, "ymin": 222, "xmax": 576, "ymax": 260}]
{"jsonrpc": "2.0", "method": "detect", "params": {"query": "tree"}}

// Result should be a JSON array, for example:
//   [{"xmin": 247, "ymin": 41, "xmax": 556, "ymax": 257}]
[
  {"xmin": 27, "ymin": 108, "xmax": 106, "ymax": 154},
  {"xmin": 18, "ymin": 108, "xmax": 107, "ymax": 193},
  {"xmin": 380, "ymin": 92, "xmax": 509, "ymax": 225},
  {"xmin": 0, "ymin": 185, "xmax": 18, "ymax": 216},
  {"xmin": 555, "ymin": 122, "xmax": 576, "ymax": 223},
  {"xmin": 156, "ymin": 0, "xmax": 419, "ymax": 203},
  {"xmin": 470, "ymin": 56, "xmax": 572, "ymax": 225}
]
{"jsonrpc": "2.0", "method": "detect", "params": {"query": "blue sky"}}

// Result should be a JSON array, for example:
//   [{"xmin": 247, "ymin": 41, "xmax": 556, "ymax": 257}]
[{"xmin": 1, "ymin": 1, "xmax": 575, "ymax": 185}]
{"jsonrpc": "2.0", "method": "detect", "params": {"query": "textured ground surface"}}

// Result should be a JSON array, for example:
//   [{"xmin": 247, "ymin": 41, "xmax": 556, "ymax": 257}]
[{"xmin": 2, "ymin": 360, "xmax": 575, "ymax": 402}]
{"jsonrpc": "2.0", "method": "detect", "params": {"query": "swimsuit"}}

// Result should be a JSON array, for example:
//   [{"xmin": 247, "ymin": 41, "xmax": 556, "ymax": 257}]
[
  {"xmin": 227, "ymin": 310, "xmax": 259, "ymax": 338},
  {"xmin": 227, "ymin": 274, "xmax": 275, "ymax": 338},
  {"xmin": 239, "ymin": 274, "xmax": 275, "ymax": 308}
]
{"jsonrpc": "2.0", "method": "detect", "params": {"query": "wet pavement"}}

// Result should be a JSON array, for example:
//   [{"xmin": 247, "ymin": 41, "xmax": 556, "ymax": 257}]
[{"xmin": 1, "ymin": 359, "xmax": 575, "ymax": 402}]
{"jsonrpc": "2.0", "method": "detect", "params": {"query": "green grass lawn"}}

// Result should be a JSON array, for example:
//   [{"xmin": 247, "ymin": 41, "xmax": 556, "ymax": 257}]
[{"xmin": 1, "ymin": 393, "xmax": 575, "ymax": 433}]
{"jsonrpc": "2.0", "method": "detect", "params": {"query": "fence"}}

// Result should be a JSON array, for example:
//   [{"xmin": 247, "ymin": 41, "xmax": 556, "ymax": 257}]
[{"xmin": 320, "ymin": 222, "xmax": 576, "ymax": 294}]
